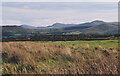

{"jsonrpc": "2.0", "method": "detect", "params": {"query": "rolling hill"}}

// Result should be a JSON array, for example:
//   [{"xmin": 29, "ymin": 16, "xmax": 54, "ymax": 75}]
[
  {"xmin": 81, "ymin": 24, "xmax": 118, "ymax": 34},
  {"xmin": 48, "ymin": 23, "xmax": 77, "ymax": 28},
  {"xmin": 2, "ymin": 20, "xmax": 118, "ymax": 38}
]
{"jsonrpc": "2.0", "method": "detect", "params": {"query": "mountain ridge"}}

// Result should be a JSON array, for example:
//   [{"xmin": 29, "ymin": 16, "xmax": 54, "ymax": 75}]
[{"xmin": 2, "ymin": 20, "xmax": 118, "ymax": 38}]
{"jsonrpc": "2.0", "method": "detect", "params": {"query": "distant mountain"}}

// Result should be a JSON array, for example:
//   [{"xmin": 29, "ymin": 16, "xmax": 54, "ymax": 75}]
[
  {"xmin": 82, "ymin": 24, "xmax": 118, "ymax": 34},
  {"xmin": 37, "ymin": 27, "xmax": 47, "ymax": 29},
  {"xmin": 47, "ymin": 20, "xmax": 105, "ymax": 29},
  {"xmin": 48, "ymin": 23, "xmax": 76, "ymax": 28},
  {"xmin": 91, "ymin": 20, "xmax": 105, "ymax": 24},
  {"xmin": 20, "ymin": 25, "xmax": 37, "ymax": 29},
  {"xmin": 18, "ymin": 20, "xmax": 118, "ymax": 30},
  {"xmin": 2, "ymin": 20, "xmax": 118, "ymax": 38},
  {"xmin": 62, "ymin": 20, "xmax": 105, "ymax": 31}
]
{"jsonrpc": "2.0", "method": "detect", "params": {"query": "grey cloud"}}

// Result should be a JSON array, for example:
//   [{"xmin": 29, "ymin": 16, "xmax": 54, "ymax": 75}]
[
  {"xmin": 2, "ymin": 2, "xmax": 117, "ymax": 26},
  {"xmin": 2, "ymin": 2, "xmax": 117, "ymax": 11}
]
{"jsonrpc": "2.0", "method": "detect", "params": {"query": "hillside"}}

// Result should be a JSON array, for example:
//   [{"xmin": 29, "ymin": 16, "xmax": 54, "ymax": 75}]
[
  {"xmin": 20, "ymin": 25, "xmax": 37, "ymax": 29},
  {"xmin": 48, "ymin": 23, "xmax": 76, "ymax": 28},
  {"xmin": 2, "ymin": 26, "xmax": 42, "ymax": 38},
  {"xmin": 2, "ymin": 26, "xmax": 63, "ymax": 38},
  {"xmin": 2, "ymin": 20, "xmax": 118, "ymax": 38},
  {"xmin": 81, "ymin": 24, "xmax": 118, "ymax": 34}
]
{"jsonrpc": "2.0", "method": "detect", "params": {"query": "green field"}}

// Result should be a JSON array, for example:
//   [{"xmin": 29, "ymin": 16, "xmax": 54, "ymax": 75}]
[
  {"xmin": 48, "ymin": 40, "xmax": 118, "ymax": 48},
  {"xmin": 2, "ymin": 40, "xmax": 119, "ymax": 74}
]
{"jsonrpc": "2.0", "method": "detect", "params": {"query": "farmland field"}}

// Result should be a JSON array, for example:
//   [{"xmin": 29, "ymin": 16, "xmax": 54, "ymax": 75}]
[{"xmin": 2, "ymin": 40, "xmax": 119, "ymax": 74}]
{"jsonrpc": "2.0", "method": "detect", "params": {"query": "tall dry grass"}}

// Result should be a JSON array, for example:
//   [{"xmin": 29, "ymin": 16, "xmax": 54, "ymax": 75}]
[{"xmin": 2, "ymin": 41, "xmax": 119, "ymax": 74}]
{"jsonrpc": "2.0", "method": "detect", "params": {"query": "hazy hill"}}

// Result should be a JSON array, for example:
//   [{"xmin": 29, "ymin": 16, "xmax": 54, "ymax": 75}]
[
  {"xmin": 2, "ymin": 20, "xmax": 118, "ymax": 38},
  {"xmin": 62, "ymin": 20, "xmax": 105, "ymax": 31},
  {"xmin": 47, "ymin": 20, "xmax": 105, "ymax": 29},
  {"xmin": 20, "ymin": 25, "xmax": 37, "ymax": 29},
  {"xmin": 82, "ymin": 24, "xmax": 118, "ymax": 34},
  {"xmin": 48, "ymin": 23, "xmax": 76, "ymax": 28},
  {"xmin": 2, "ymin": 26, "xmax": 35, "ymax": 38}
]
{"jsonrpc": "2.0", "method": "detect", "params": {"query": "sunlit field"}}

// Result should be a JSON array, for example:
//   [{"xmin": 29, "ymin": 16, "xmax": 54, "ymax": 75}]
[{"xmin": 2, "ymin": 40, "xmax": 119, "ymax": 74}]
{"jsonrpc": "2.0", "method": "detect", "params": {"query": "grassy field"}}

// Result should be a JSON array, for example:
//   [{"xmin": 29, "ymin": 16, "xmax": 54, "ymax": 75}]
[{"xmin": 2, "ymin": 40, "xmax": 119, "ymax": 74}]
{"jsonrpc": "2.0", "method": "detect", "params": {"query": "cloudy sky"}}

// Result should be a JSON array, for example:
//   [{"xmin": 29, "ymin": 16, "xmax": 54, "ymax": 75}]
[
  {"xmin": 2, "ymin": 2, "xmax": 118, "ymax": 27},
  {"xmin": 1, "ymin": 0, "xmax": 119, "ymax": 2}
]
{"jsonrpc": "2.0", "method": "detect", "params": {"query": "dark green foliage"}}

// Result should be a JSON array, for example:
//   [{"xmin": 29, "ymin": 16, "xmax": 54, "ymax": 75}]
[{"xmin": 2, "ymin": 34, "xmax": 119, "ymax": 42}]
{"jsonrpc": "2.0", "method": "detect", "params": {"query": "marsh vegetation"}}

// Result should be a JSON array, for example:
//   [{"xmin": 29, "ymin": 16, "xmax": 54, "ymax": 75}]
[{"xmin": 2, "ymin": 40, "xmax": 119, "ymax": 74}]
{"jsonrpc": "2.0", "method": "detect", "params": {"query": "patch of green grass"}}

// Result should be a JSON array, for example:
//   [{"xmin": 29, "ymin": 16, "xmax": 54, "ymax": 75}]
[{"xmin": 48, "ymin": 40, "xmax": 118, "ymax": 48}]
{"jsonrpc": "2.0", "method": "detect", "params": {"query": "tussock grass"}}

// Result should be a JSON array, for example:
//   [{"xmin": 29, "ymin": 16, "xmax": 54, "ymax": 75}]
[{"xmin": 2, "ymin": 40, "xmax": 119, "ymax": 74}]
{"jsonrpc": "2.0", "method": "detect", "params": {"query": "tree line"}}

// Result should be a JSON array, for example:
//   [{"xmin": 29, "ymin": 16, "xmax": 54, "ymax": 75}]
[{"xmin": 2, "ymin": 34, "xmax": 120, "ymax": 42}]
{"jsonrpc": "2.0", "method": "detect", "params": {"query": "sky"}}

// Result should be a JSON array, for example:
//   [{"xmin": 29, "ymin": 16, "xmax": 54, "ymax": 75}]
[
  {"xmin": 1, "ymin": 0, "xmax": 119, "ymax": 2},
  {"xmin": 1, "ymin": 2, "xmax": 118, "ymax": 27}
]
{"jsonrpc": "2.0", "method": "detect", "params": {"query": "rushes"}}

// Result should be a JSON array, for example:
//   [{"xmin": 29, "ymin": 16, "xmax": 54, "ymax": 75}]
[{"xmin": 2, "ymin": 40, "xmax": 119, "ymax": 74}]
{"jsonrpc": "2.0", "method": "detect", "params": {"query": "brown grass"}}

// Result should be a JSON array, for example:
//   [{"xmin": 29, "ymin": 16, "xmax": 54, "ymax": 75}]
[{"xmin": 2, "ymin": 41, "xmax": 119, "ymax": 74}]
